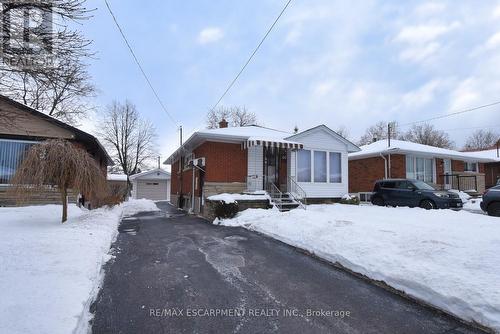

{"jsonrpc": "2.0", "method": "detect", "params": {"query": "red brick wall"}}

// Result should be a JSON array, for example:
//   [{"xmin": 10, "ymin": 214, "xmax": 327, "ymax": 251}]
[
  {"xmin": 349, "ymin": 157, "xmax": 386, "ymax": 193},
  {"xmin": 452, "ymin": 160, "xmax": 465, "ymax": 172},
  {"xmin": 485, "ymin": 162, "xmax": 500, "ymax": 188},
  {"xmin": 193, "ymin": 141, "xmax": 247, "ymax": 182},
  {"xmin": 349, "ymin": 154, "xmax": 406, "ymax": 193},
  {"xmin": 479, "ymin": 163, "xmax": 485, "ymax": 173},
  {"xmin": 170, "ymin": 141, "xmax": 248, "ymax": 197},
  {"xmin": 389, "ymin": 154, "xmax": 406, "ymax": 178},
  {"xmin": 436, "ymin": 158, "xmax": 445, "ymax": 185}
]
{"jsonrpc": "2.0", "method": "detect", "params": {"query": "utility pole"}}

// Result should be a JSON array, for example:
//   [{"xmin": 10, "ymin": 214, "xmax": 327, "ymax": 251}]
[
  {"xmin": 157, "ymin": 156, "xmax": 160, "ymax": 169},
  {"xmin": 179, "ymin": 125, "xmax": 183, "ymax": 208},
  {"xmin": 387, "ymin": 122, "xmax": 391, "ymax": 148}
]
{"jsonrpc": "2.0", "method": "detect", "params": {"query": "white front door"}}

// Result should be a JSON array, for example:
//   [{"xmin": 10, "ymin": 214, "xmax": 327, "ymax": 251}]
[{"xmin": 443, "ymin": 159, "xmax": 452, "ymax": 189}]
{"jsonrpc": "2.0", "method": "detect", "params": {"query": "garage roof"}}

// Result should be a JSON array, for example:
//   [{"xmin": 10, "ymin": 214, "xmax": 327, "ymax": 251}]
[{"xmin": 129, "ymin": 168, "xmax": 170, "ymax": 180}]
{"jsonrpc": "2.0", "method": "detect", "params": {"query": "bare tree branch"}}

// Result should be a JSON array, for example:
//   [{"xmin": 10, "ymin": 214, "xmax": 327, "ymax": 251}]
[
  {"xmin": 464, "ymin": 130, "xmax": 499, "ymax": 151},
  {"xmin": 206, "ymin": 105, "xmax": 258, "ymax": 128},
  {"xmin": 98, "ymin": 100, "xmax": 157, "ymax": 188}
]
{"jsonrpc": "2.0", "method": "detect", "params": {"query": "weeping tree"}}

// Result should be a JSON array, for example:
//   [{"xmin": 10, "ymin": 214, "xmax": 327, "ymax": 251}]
[{"xmin": 10, "ymin": 140, "xmax": 107, "ymax": 223}]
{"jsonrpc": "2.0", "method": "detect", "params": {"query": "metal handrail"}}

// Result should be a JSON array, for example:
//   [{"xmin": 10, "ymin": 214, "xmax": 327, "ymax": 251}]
[
  {"xmin": 265, "ymin": 176, "xmax": 283, "ymax": 211},
  {"xmin": 288, "ymin": 176, "xmax": 307, "ymax": 209}
]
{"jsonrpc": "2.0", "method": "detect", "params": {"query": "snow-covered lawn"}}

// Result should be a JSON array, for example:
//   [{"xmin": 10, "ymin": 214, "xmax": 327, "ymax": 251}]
[
  {"xmin": 217, "ymin": 204, "xmax": 500, "ymax": 332},
  {"xmin": 0, "ymin": 199, "xmax": 159, "ymax": 334}
]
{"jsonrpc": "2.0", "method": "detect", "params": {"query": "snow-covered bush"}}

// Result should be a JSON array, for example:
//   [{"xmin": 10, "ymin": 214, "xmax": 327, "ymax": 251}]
[{"xmin": 340, "ymin": 194, "xmax": 360, "ymax": 205}]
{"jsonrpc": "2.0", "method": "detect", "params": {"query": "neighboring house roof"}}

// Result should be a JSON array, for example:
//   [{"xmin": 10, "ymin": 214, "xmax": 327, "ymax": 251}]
[
  {"xmin": 164, "ymin": 124, "xmax": 360, "ymax": 164},
  {"xmin": 0, "ymin": 94, "xmax": 113, "ymax": 165},
  {"xmin": 349, "ymin": 139, "xmax": 495, "ymax": 162},
  {"xmin": 129, "ymin": 168, "xmax": 170, "ymax": 181},
  {"xmin": 107, "ymin": 174, "xmax": 128, "ymax": 182},
  {"xmin": 463, "ymin": 148, "xmax": 500, "ymax": 162}
]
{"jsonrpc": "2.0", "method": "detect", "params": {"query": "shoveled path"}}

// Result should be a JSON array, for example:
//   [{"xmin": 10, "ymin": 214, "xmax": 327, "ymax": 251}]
[{"xmin": 91, "ymin": 202, "xmax": 486, "ymax": 334}]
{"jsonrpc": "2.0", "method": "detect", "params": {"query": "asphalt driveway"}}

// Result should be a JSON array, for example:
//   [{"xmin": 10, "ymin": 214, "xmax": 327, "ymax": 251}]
[{"xmin": 91, "ymin": 202, "xmax": 485, "ymax": 334}]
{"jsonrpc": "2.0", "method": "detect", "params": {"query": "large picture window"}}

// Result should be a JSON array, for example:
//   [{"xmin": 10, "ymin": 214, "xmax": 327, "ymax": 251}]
[
  {"xmin": 0, "ymin": 139, "xmax": 36, "ymax": 184},
  {"xmin": 297, "ymin": 149, "xmax": 311, "ymax": 182},
  {"xmin": 314, "ymin": 151, "xmax": 327, "ymax": 182},
  {"xmin": 329, "ymin": 152, "xmax": 342, "ymax": 183},
  {"xmin": 406, "ymin": 156, "xmax": 434, "ymax": 183}
]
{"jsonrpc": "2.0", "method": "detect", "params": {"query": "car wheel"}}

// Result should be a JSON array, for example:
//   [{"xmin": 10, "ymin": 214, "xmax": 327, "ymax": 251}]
[
  {"xmin": 487, "ymin": 202, "xmax": 500, "ymax": 217},
  {"xmin": 420, "ymin": 199, "xmax": 435, "ymax": 210},
  {"xmin": 372, "ymin": 196, "xmax": 385, "ymax": 206}
]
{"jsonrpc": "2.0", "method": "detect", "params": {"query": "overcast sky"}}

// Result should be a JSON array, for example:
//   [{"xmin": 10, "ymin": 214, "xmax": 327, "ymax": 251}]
[{"xmin": 80, "ymin": 0, "xmax": 500, "ymax": 163}]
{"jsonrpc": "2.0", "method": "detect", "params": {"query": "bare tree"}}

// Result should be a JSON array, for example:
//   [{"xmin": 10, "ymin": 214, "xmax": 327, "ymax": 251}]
[
  {"xmin": 206, "ymin": 106, "xmax": 258, "ymax": 128},
  {"xmin": 0, "ymin": 0, "xmax": 95, "ymax": 123},
  {"xmin": 401, "ymin": 124, "xmax": 454, "ymax": 149},
  {"xmin": 230, "ymin": 106, "xmax": 257, "ymax": 127},
  {"xmin": 335, "ymin": 126, "xmax": 350, "ymax": 140},
  {"xmin": 99, "ymin": 100, "xmax": 157, "ymax": 188},
  {"xmin": 464, "ymin": 130, "xmax": 499, "ymax": 151},
  {"xmin": 358, "ymin": 121, "xmax": 400, "ymax": 145},
  {"xmin": 0, "ymin": 60, "xmax": 95, "ymax": 123},
  {"xmin": 10, "ymin": 140, "xmax": 107, "ymax": 223}
]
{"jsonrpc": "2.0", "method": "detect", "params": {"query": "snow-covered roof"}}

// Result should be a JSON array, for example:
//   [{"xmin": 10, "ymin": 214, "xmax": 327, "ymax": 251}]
[
  {"xmin": 463, "ymin": 148, "xmax": 500, "ymax": 162},
  {"xmin": 164, "ymin": 124, "xmax": 360, "ymax": 164},
  {"xmin": 164, "ymin": 125, "xmax": 293, "ymax": 163},
  {"xmin": 349, "ymin": 139, "xmax": 495, "ymax": 162},
  {"xmin": 129, "ymin": 168, "xmax": 170, "ymax": 180},
  {"xmin": 196, "ymin": 125, "xmax": 291, "ymax": 139},
  {"xmin": 107, "ymin": 174, "xmax": 128, "ymax": 182}
]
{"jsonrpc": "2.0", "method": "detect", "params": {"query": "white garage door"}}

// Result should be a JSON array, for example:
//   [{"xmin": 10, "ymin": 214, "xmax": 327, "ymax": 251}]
[{"xmin": 136, "ymin": 180, "xmax": 170, "ymax": 201}]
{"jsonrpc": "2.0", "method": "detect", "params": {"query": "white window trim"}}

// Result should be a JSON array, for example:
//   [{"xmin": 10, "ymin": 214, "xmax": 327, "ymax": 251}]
[
  {"xmin": 405, "ymin": 155, "xmax": 436, "ymax": 183},
  {"xmin": 296, "ymin": 149, "xmax": 343, "ymax": 184},
  {"xmin": 464, "ymin": 162, "xmax": 479, "ymax": 173}
]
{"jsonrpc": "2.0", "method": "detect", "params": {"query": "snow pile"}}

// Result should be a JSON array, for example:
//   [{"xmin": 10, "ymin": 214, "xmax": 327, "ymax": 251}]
[
  {"xmin": 341, "ymin": 194, "xmax": 357, "ymax": 200},
  {"xmin": 0, "ymin": 199, "xmax": 158, "ymax": 334},
  {"xmin": 107, "ymin": 173, "xmax": 128, "ymax": 182},
  {"xmin": 463, "ymin": 198, "xmax": 483, "ymax": 212},
  {"xmin": 449, "ymin": 189, "xmax": 472, "ymax": 203},
  {"xmin": 218, "ymin": 204, "xmax": 500, "ymax": 332},
  {"xmin": 207, "ymin": 192, "xmax": 271, "ymax": 204}
]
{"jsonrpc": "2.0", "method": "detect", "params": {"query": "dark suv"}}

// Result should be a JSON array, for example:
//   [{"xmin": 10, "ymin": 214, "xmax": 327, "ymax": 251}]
[
  {"xmin": 371, "ymin": 179, "xmax": 463, "ymax": 210},
  {"xmin": 480, "ymin": 185, "xmax": 500, "ymax": 216}
]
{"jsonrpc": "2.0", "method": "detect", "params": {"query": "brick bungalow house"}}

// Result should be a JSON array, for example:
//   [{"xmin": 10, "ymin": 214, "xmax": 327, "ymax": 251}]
[
  {"xmin": 464, "ymin": 145, "xmax": 500, "ymax": 189},
  {"xmin": 0, "ymin": 94, "xmax": 113, "ymax": 206},
  {"xmin": 348, "ymin": 139, "xmax": 494, "ymax": 195},
  {"xmin": 164, "ymin": 122, "xmax": 360, "ymax": 213}
]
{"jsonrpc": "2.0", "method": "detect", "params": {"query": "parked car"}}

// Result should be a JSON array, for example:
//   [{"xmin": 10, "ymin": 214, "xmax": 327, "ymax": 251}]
[
  {"xmin": 371, "ymin": 179, "xmax": 463, "ymax": 210},
  {"xmin": 480, "ymin": 185, "xmax": 500, "ymax": 217}
]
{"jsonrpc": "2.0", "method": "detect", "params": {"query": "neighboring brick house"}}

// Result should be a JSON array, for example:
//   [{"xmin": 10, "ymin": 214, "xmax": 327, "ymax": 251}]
[
  {"xmin": 0, "ymin": 94, "xmax": 113, "ymax": 206},
  {"xmin": 464, "ymin": 146, "xmax": 500, "ymax": 189},
  {"xmin": 164, "ymin": 123, "xmax": 360, "ymax": 213},
  {"xmin": 348, "ymin": 139, "xmax": 494, "ymax": 194}
]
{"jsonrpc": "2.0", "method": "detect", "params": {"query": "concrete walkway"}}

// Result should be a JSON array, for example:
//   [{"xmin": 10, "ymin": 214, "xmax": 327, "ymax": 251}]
[{"xmin": 91, "ymin": 202, "xmax": 485, "ymax": 334}]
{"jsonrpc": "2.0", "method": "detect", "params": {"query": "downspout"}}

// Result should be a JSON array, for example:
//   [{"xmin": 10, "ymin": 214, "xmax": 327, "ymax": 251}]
[{"xmin": 380, "ymin": 153, "xmax": 388, "ymax": 179}]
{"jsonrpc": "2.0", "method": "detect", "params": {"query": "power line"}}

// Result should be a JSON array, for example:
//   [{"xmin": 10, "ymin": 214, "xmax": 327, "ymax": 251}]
[
  {"xmin": 103, "ymin": 0, "xmax": 178, "ymax": 126},
  {"xmin": 441, "ymin": 124, "xmax": 500, "ymax": 132},
  {"xmin": 400, "ymin": 100, "xmax": 500, "ymax": 127},
  {"xmin": 210, "ymin": 0, "xmax": 293, "ymax": 112}
]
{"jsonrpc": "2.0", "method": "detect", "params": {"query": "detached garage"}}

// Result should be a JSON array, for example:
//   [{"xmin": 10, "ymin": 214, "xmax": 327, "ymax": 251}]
[{"xmin": 130, "ymin": 168, "xmax": 171, "ymax": 201}]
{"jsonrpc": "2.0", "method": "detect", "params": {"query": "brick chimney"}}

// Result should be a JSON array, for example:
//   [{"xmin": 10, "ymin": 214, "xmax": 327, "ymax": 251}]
[{"xmin": 219, "ymin": 119, "xmax": 228, "ymax": 128}]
